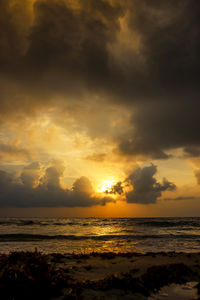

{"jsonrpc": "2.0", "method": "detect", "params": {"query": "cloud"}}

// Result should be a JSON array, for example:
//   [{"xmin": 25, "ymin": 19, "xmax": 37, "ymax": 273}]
[
  {"xmin": 164, "ymin": 196, "xmax": 199, "ymax": 201},
  {"xmin": 20, "ymin": 162, "xmax": 41, "ymax": 187},
  {"xmin": 125, "ymin": 164, "xmax": 176, "ymax": 204},
  {"xmin": 0, "ymin": 142, "xmax": 32, "ymax": 161},
  {"xmin": 103, "ymin": 164, "xmax": 176, "ymax": 204},
  {"xmin": 184, "ymin": 146, "xmax": 200, "ymax": 158},
  {"xmin": 0, "ymin": 162, "xmax": 113, "ymax": 207},
  {"xmin": 116, "ymin": 0, "xmax": 200, "ymax": 158},
  {"xmin": 0, "ymin": 0, "xmax": 124, "ymax": 106},
  {"xmin": 0, "ymin": 160, "xmax": 177, "ymax": 207},
  {"xmin": 105, "ymin": 181, "xmax": 124, "ymax": 195},
  {"xmin": 118, "ymin": 101, "xmax": 200, "ymax": 159},
  {"xmin": 0, "ymin": 0, "xmax": 200, "ymax": 161},
  {"xmin": 85, "ymin": 153, "xmax": 106, "ymax": 162}
]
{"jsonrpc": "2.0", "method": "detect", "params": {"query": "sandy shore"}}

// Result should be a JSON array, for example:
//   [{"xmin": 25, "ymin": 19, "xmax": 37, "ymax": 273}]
[{"xmin": 0, "ymin": 251, "xmax": 200, "ymax": 299}]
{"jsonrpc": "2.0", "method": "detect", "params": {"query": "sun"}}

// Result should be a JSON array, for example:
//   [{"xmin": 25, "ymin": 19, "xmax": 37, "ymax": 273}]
[{"xmin": 97, "ymin": 179, "xmax": 116, "ymax": 193}]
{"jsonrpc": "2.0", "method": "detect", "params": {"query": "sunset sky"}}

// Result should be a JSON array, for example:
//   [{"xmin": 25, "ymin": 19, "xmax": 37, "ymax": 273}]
[{"xmin": 0, "ymin": 0, "xmax": 200, "ymax": 217}]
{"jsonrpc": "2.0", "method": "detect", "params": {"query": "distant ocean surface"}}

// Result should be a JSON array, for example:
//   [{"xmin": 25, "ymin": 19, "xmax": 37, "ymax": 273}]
[{"xmin": 0, "ymin": 217, "xmax": 200, "ymax": 254}]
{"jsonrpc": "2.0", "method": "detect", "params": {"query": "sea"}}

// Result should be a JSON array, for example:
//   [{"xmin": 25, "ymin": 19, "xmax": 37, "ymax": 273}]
[{"xmin": 0, "ymin": 217, "xmax": 200, "ymax": 254}]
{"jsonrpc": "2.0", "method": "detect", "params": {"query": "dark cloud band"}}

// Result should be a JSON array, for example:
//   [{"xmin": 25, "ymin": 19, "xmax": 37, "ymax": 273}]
[{"xmin": 0, "ymin": 162, "xmax": 113, "ymax": 207}]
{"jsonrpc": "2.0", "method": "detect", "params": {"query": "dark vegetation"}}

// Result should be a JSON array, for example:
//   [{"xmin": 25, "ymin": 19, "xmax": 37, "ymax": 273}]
[
  {"xmin": 0, "ymin": 251, "xmax": 200, "ymax": 299},
  {"xmin": 0, "ymin": 251, "xmax": 71, "ymax": 300},
  {"xmin": 69, "ymin": 263, "xmax": 199, "ymax": 299}
]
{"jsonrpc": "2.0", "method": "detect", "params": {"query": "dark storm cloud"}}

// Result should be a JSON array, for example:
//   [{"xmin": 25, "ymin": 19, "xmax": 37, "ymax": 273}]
[
  {"xmin": 0, "ymin": 162, "xmax": 113, "ymax": 207},
  {"xmin": 117, "ymin": 0, "xmax": 200, "ymax": 158},
  {"xmin": 164, "ymin": 196, "xmax": 198, "ymax": 201},
  {"xmin": 128, "ymin": 0, "xmax": 200, "ymax": 95},
  {"xmin": 0, "ymin": 0, "xmax": 124, "ymax": 97},
  {"xmin": 104, "ymin": 164, "xmax": 176, "ymax": 204},
  {"xmin": 118, "ymin": 101, "xmax": 200, "ymax": 159},
  {"xmin": 126, "ymin": 165, "xmax": 176, "ymax": 204},
  {"xmin": 0, "ymin": 162, "xmax": 176, "ymax": 207},
  {"xmin": 27, "ymin": 0, "xmax": 122, "ymax": 78},
  {"xmin": 20, "ymin": 162, "xmax": 41, "ymax": 187},
  {"xmin": 0, "ymin": 0, "xmax": 22, "ymax": 69},
  {"xmin": 105, "ymin": 181, "xmax": 124, "ymax": 195},
  {"xmin": 0, "ymin": 0, "xmax": 200, "ymax": 158}
]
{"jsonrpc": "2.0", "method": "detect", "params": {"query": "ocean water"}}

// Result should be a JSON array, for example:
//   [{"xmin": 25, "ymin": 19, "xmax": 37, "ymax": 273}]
[{"xmin": 0, "ymin": 217, "xmax": 200, "ymax": 254}]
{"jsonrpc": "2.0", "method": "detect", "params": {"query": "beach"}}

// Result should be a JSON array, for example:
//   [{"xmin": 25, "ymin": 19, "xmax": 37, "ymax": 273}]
[
  {"xmin": 1, "ymin": 251, "xmax": 200, "ymax": 299},
  {"xmin": 1, "ymin": 217, "xmax": 200, "ymax": 299},
  {"xmin": 1, "ymin": 0, "xmax": 200, "ymax": 297}
]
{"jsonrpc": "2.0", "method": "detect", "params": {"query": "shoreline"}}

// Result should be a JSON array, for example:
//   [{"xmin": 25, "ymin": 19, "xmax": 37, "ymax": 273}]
[{"xmin": 1, "ymin": 251, "xmax": 200, "ymax": 299}]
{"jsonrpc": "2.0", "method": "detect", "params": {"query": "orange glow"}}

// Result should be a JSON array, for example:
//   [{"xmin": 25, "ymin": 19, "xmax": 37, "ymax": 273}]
[{"xmin": 97, "ymin": 179, "xmax": 116, "ymax": 193}]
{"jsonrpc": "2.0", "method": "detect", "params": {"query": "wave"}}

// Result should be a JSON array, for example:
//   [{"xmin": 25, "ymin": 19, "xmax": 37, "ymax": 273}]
[
  {"xmin": 0, "ymin": 233, "xmax": 200, "ymax": 242},
  {"xmin": 0, "ymin": 219, "xmax": 108, "ymax": 227},
  {"xmin": 1, "ymin": 217, "xmax": 200, "ymax": 229},
  {"xmin": 0, "ymin": 220, "xmax": 79, "ymax": 227},
  {"xmin": 137, "ymin": 220, "xmax": 200, "ymax": 228},
  {"xmin": 0, "ymin": 220, "xmax": 47, "ymax": 226}
]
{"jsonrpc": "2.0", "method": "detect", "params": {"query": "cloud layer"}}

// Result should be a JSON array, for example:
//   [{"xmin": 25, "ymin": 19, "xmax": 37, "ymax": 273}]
[
  {"xmin": 103, "ymin": 165, "xmax": 176, "ymax": 204},
  {"xmin": 0, "ymin": 0, "xmax": 199, "ymax": 211},
  {"xmin": 0, "ymin": 162, "xmax": 113, "ymax": 207},
  {"xmin": 0, "ymin": 162, "xmax": 176, "ymax": 207},
  {"xmin": 126, "ymin": 165, "xmax": 176, "ymax": 204},
  {"xmin": 0, "ymin": 0, "xmax": 200, "ymax": 160}
]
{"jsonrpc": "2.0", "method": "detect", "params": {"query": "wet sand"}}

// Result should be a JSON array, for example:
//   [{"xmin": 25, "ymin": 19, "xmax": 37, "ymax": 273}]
[{"xmin": 1, "ymin": 251, "xmax": 200, "ymax": 299}]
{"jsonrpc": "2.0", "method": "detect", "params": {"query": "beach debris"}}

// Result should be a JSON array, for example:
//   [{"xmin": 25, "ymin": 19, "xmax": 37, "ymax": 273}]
[
  {"xmin": 0, "ymin": 251, "xmax": 71, "ymax": 300},
  {"xmin": 0, "ymin": 252, "xmax": 200, "ymax": 300}
]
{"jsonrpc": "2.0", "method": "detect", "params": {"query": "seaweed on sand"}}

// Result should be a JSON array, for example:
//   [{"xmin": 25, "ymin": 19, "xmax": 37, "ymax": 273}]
[
  {"xmin": 68, "ymin": 263, "xmax": 197, "ymax": 299},
  {"xmin": 0, "ymin": 251, "xmax": 71, "ymax": 300},
  {"xmin": 141, "ymin": 263, "xmax": 196, "ymax": 295}
]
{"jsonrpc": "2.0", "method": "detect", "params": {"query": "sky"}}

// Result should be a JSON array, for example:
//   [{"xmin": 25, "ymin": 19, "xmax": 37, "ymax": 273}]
[{"xmin": 0, "ymin": 0, "xmax": 200, "ymax": 217}]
